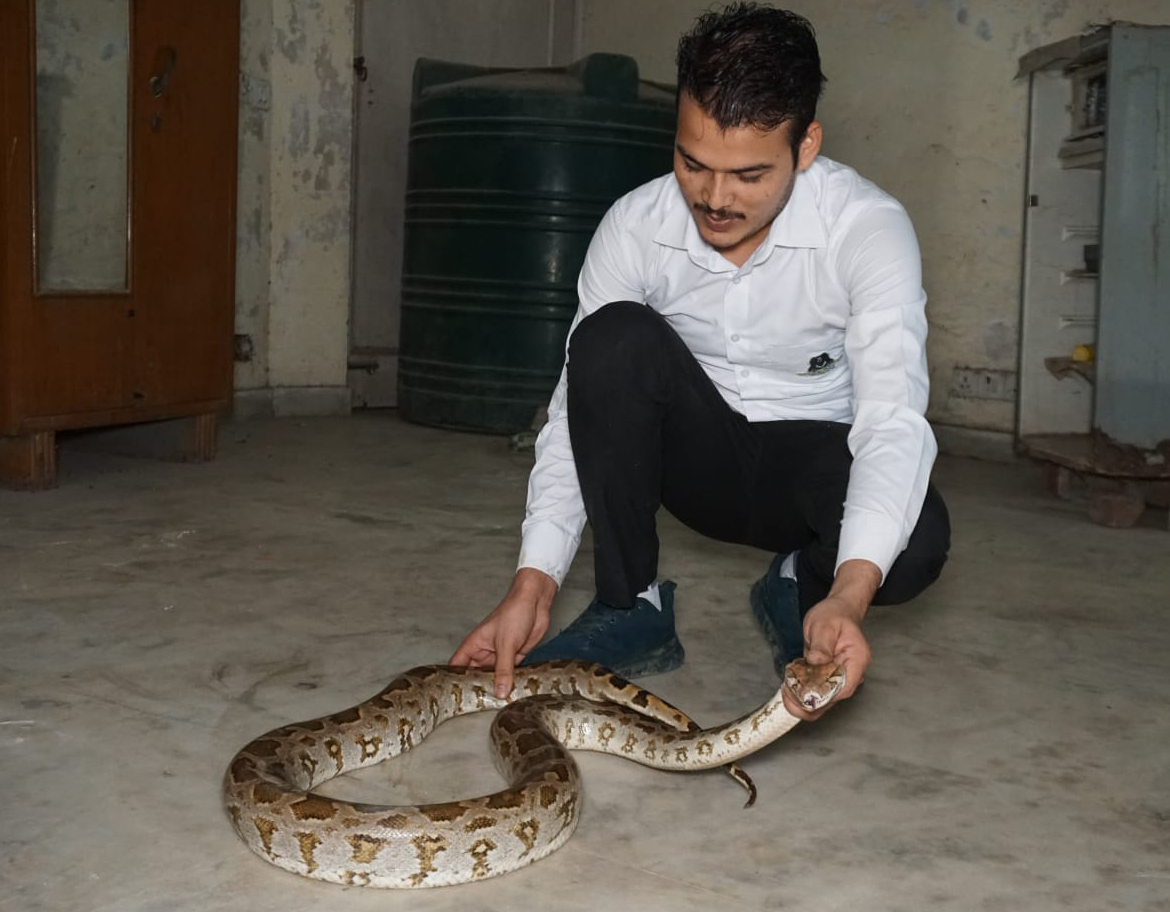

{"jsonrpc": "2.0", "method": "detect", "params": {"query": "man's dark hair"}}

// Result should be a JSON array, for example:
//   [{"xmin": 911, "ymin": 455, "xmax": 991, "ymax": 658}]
[{"xmin": 676, "ymin": 3, "xmax": 827, "ymax": 157}]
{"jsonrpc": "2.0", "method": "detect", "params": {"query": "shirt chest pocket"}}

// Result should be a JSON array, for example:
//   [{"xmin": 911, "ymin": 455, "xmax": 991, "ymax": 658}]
[{"xmin": 755, "ymin": 342, "xmax": 846, "ymax": 379}]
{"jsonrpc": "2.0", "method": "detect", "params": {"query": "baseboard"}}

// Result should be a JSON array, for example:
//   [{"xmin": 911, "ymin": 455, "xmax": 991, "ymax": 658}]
[
  {"xmin": 932, "ymin": 423, "xmax": 1022, "ymax": 464},
  {"xmin": 233, "ymin": 386, "xmax": 352, "ymax": 419}
]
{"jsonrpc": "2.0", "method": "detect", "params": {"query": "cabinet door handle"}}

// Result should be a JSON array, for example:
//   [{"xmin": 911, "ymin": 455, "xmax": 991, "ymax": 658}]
[{"xmin": 149, "ymin": 47, "xmax": 177, "ymax": 98}]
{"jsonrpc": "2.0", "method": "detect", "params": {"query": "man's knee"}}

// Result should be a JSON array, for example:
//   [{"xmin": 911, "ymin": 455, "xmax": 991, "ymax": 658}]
[
  {"xmin": 876, "ymin": 485, "xmax": 950, "ymax": 605},
  {"xmin": 568, "ymin": 301, "xmax": 668, "ymax": 388},
  {"xmin": 915, "ymin": 492, "xmax": 951, "ymax": 586},
  {"xmin": 570, "ymin": 302, "xmax": 666, "ymax": 362}
]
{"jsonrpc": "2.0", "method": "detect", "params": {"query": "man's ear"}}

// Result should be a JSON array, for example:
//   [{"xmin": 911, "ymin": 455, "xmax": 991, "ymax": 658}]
[{"xmin": 798, "ymin": 120, "xmax": 822, "ymax": 171}]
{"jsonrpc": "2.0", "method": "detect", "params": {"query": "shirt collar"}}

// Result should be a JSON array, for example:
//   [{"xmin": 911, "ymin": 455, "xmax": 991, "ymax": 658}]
[
  {"xmin": 763, "ymin": 167, "xmax": 828, "ymax": 250},
  {"xmin": 652, "ymin": 181, "xmax": 695, "ymax": 251},
  {"xmin": 652, "ymin": 164, "xmax": 829, "ymax": 262}
]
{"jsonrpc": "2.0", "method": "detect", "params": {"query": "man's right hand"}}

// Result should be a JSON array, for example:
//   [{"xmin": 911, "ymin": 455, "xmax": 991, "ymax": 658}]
[{"xmin": 449, "ymin": 568, "xmax": 558, "ymax": 699}]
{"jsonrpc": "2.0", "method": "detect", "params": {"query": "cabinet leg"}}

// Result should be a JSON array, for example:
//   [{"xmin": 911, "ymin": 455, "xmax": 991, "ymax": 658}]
[
  {"xmin": 0, "ymin": 431, "xmax": 58, "ymax": 490},
  {"xmin": 1087, "ymin": 486, "xmax": 1146, "ymax": 528},
  {"xmin": 69, "ymin": 412, "xmax": 219, "ymax": 463},
  {"xmin": 186, "ymin": 413, "xmax": 218, "ymax": 462},
  {"xmin": 1041, "ymin": 462, "xmax": 1078, "ymax": 500}
]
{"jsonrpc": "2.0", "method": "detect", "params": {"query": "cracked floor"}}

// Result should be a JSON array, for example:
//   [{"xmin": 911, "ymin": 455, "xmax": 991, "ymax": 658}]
[{"xmin": 1, "ymin": 413, "xmax": 1167, "ymax": 911}]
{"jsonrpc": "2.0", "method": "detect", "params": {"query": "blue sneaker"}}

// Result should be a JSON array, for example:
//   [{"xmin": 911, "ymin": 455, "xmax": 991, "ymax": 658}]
[
  {"xmin": 749, "ymin": 553, "xmax": 805, "ymax": 675},
  {"xmin": 521, "ymin": 580, "xmax": 684, "ymax": 677}
]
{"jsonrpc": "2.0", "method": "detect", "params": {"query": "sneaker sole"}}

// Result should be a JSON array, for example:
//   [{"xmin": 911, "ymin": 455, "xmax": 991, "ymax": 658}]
[{"xmin": 609, "ymin": 635, "xmax": 685, "ymax": 679}]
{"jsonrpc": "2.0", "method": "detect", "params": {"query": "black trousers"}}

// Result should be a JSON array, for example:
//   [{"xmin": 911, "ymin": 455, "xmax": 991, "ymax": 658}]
[{"xmin": 566, "ymin": 301, "xmax": 950, "ymax": 615}]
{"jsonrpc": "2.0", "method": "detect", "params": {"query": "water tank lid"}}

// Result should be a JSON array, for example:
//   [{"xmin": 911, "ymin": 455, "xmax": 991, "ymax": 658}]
[
  {"xmin": 412, "ymin": 53, "xmax": 673, "ymax": 106},
  {"xmin": 568, "ymin": 53, "xmax": 638, "ymax": 101}
]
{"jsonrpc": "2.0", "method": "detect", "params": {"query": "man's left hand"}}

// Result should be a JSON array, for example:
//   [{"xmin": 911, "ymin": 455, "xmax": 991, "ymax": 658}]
[{"xmin": 781, "ymin": 558, "xmax": 879, "ymax": 720}]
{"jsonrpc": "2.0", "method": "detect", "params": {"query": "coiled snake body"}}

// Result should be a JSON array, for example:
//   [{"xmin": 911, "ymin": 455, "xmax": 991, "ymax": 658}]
[{"xmin": 223, "ymin": 658, "xmax": 843, "ymax": 888}]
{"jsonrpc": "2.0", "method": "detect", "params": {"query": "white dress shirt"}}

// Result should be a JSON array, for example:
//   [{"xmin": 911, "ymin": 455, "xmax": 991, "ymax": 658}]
[{"xmin": 518, "ymin": 155, "xmax": 937, "ymax": 588}]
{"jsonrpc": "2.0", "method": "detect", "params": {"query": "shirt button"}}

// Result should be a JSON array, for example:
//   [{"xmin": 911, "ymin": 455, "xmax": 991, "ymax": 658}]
[
  {"xmin": 732, "ymin": 277, "xmax": 741, "ymax": 285},
  {"xmin": 740, "ymin": 369, "xmax": 749, "ymax": 378},
  {"xmin": 730, "ymin": 334, "xmax": 740, "ymax": 342}
]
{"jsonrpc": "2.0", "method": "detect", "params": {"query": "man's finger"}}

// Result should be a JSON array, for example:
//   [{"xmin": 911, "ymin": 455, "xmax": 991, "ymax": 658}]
[
  {"xmin": 451, "ymin": 633, "xmax": 492, "ymax": 665},
  {"xmin": 836, "ymin": 655, "xmax": 866, "ymax": 698},
  {"xmin": 493, "ymin": 653, "xmax": 515, "ymax": 700},
  {"xmin": 449, "ymin": 642, "xmax": 474, "ymax": 666},
  {"xmin": 804, "ymin": 633, "xmax": 836, "ymax": 666}
]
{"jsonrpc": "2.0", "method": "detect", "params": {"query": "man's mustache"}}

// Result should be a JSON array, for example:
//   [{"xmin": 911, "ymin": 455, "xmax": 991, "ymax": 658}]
[{"xmin": 694, "ymin": 203, "xmax": 745, "ymax": 220}]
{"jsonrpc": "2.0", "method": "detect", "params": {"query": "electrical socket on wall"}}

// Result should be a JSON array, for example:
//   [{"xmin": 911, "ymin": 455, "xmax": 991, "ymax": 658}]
[{"xmin": 951, "ymin": 368, "xmax": 1017, "ymax": 401}]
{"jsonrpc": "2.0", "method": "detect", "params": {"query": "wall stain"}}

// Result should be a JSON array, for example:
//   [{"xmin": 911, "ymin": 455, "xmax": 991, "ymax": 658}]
[
  {"xmin": 288, "ymin": 98, "xmax": 311, "ymax": 157},
  {"xmin": 314, "ymin": 148, "xmax": 336, "ymax": 192},
  {"xmin": 311, "ymin": 41, "xmax": 349, "ymax": 194},
  {"xmin": 1041, "ymin": 0, "xmax": 1070, "ymax": 30},
  {"xmin": 275, "ymin": 2, "xmax": 307, "ymax": 63}
]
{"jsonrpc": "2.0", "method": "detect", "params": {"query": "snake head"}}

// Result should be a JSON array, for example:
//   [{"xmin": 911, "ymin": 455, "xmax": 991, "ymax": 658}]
[{"xmin": 783, "ymin": 658, "xmax": 845, "ymax": 713}]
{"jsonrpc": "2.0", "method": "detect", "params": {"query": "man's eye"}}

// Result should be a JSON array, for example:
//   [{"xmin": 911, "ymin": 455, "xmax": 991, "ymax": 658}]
[
  {"xmin": 739, "ymin": 173, "xmax": 763, "ymax": 184},
  {"xmin": 682, "ymin": 160, "xmax": 702, "ymax": 173}
]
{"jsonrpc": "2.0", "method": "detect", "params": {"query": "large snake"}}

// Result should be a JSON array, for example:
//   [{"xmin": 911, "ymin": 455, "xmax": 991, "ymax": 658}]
[{"xmin": 222, "ymin": 658, "xmax": 844, "ymax": 888}]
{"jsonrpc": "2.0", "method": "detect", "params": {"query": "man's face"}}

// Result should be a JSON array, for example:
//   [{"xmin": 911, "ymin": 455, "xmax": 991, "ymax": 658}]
[{"xmin": 673, "ymin": 92, "xmax": 821, "ymax": 266}]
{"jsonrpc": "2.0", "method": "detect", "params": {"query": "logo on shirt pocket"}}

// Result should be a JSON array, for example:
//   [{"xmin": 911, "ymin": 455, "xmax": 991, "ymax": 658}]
[{"xmin": 798, "ymin": 352, "xmax": 843, "ymax": 377}]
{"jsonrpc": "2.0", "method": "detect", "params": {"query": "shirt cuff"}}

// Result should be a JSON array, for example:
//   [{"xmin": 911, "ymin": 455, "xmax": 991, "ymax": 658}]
[
  {"xmin": 517, "ymin": 521, "xmax": 580, "ymax": 589},
  {"xmin": 834, "ymin": 509, "xmax": 907, "ymax": 583}
]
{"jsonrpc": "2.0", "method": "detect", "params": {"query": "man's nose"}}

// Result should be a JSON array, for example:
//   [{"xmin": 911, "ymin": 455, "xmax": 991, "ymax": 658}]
[{"xmin": 701, "ymin": 172, "xmax": 734, "ymax": 211}]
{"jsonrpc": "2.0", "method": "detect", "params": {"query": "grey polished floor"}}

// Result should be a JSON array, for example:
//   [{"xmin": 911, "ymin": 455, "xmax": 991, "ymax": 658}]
[{"xmin": 1, "ymin": 413, "xmax": 1166, "ymax": 911}]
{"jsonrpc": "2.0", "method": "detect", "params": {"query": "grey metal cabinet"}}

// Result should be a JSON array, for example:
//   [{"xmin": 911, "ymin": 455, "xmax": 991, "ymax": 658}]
[{"xmin": 1016, "ymin": 24, "xmax": 1170, "ymax": 526}]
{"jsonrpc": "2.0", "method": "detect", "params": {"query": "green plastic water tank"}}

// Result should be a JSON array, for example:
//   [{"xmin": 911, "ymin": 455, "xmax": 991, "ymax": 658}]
[{"xmin": 397, "ymin": 54, "xmax": 675, "ymax": 434}]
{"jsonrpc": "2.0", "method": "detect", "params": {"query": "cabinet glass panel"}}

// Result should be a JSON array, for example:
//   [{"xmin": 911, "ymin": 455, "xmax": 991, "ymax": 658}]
[{"xmin": 34, "ymin": 0, "xmax": 130, "ymax": 293}]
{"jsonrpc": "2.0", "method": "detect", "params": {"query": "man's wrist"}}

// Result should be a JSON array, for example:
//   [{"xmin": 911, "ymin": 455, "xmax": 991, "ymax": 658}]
[
  {"xmin": 511, "ymin": 567, "xmax": 558, "ymax": 600},
  {"xmin": 825, "ymin": 558, "xmax": 881, "ymax": 620}
]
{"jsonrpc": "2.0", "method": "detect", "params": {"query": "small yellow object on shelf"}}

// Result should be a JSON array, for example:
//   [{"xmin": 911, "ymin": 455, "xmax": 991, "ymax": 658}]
[{"xmin": 1071, "ymin": 344, "xmax": 1095, "ymax": 363}]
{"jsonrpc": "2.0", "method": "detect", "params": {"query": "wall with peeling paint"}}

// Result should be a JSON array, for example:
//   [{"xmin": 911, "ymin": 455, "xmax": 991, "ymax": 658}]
[
  {"xmin": 235, "ymin": 0, "xmax": 272, "ymax": 397},
  {"xmin": 235, "ymin": 0, "xmax": 356, "ymax": 417},
  {"xmin": 580, "ymin": 0, "xmax": 1169, "ymax": 445}
]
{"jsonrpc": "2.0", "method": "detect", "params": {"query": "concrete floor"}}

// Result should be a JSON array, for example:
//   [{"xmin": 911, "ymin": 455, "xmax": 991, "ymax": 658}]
[{"xmin": 1, "ymin": 413, "xmax": 1167, "ymax": 912}]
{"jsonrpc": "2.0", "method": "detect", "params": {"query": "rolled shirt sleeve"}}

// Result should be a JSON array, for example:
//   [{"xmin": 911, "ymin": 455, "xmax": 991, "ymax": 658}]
[
  {"xmin": 837, "ymin": 203, "xmax": 937, "ymax": 580},
  {"xmin": 518, "ymin": 199, "xmax": 645, "ymax": 586}
]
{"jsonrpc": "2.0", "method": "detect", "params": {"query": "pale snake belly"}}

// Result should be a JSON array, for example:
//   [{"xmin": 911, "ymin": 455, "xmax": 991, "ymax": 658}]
[{"xmin": 222, "ymin": 658, "xmax": 843, "ymax": 888}]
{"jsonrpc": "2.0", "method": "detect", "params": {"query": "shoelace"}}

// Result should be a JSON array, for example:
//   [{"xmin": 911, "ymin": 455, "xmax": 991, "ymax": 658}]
[{"xmin": 564, "ymin": 602, "xmax": 628, "ymax": 643}]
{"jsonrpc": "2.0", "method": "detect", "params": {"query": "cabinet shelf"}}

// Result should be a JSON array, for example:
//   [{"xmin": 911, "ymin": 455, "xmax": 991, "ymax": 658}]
[
  {"xmin": 1058, "ymin": 134, "xmax": 1105, "ymax": 170},
  {"xmin": 1044, "ymin": 356, "xmax": 1095, "ymax": 383}
]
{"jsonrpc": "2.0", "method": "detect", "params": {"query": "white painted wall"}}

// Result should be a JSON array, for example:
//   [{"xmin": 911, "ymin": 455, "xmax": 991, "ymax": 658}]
[
  {"xmin": 232, "ymin": 0, "xmax": 1169, "ymax": 440},
  {"xmin": 235, "ymin": 0, "xmax": 356, "ymax": 417},
  {"xmin": 578, "ymin": 0, "xmax": 1169, "ymax": 441}
]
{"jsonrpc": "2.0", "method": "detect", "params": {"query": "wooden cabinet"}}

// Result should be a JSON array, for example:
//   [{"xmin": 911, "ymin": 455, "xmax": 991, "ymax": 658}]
[{"xmin": 0, "ymin": 0, "xmax": 239, "ymax": 488}]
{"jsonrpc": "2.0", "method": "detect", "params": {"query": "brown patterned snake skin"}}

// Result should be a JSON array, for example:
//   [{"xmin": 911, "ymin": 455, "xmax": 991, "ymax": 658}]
[{"xmin": 223, "ymin": 657, "xmax": 844, "ymax": 888}]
